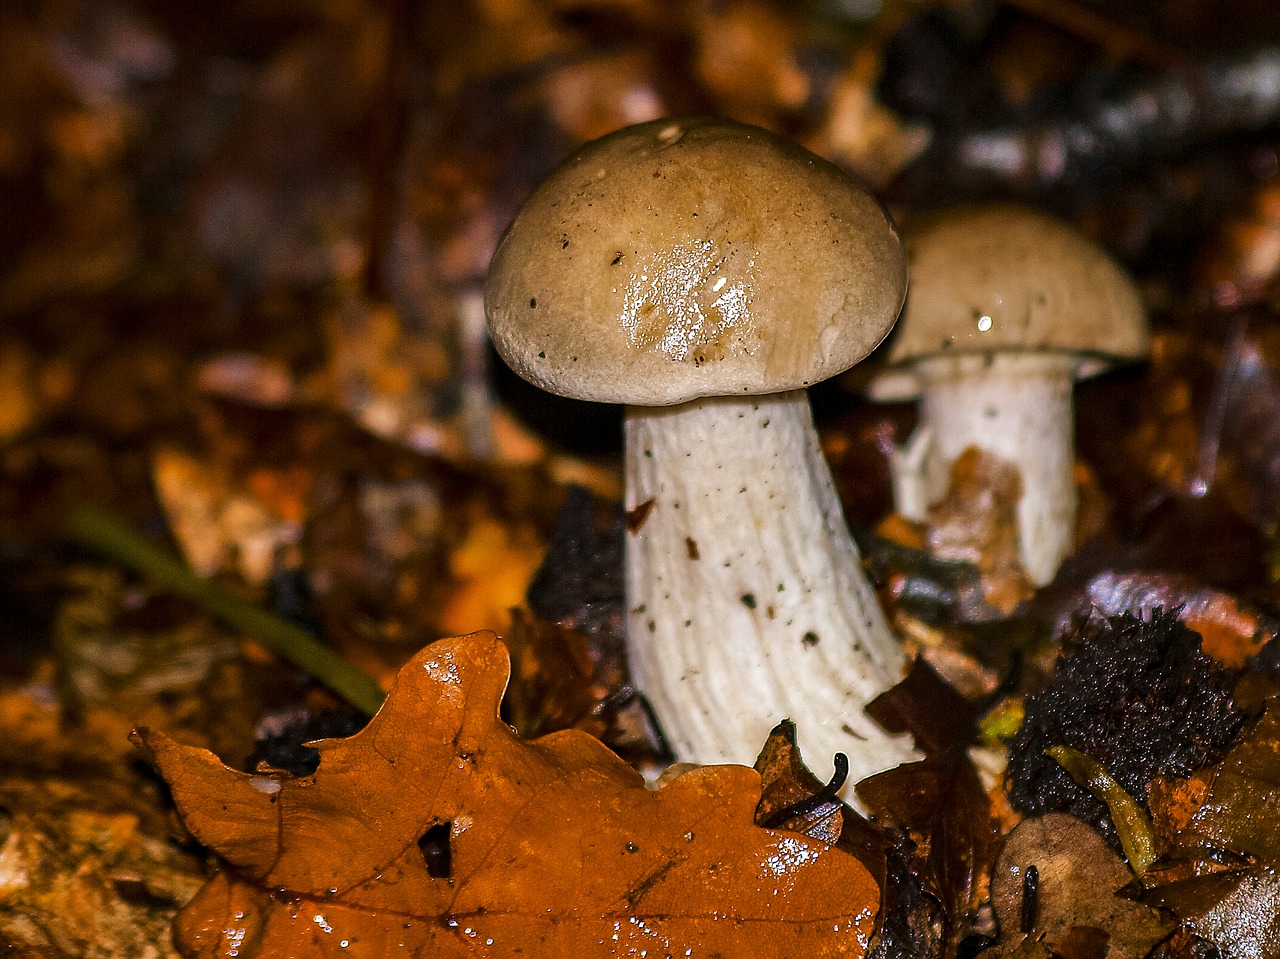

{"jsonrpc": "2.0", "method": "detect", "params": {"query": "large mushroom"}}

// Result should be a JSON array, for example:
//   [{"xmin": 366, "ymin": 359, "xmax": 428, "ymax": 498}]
[
  {"xmin": 868, "ymin": 205, "xmax": 1148, "ymax": 586},
  {"xmin": 485, "ymin": 117, "xmax": 917, "ymax": 784}
]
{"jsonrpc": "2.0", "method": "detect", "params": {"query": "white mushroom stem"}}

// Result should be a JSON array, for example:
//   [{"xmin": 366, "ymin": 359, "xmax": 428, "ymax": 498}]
[
  {"xmin": 625, "ymin": 390, "xmax": 918, "ymax": 789},
  {"xmin": 893, "ymin": 351, "xmax": 1079, "ymax": 586}
]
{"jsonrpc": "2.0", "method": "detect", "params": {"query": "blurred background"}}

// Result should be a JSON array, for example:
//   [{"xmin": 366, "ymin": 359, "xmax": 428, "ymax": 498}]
[{"xmin": 8, "ymin": 0, "xmax": 1280, "ymax": 462}]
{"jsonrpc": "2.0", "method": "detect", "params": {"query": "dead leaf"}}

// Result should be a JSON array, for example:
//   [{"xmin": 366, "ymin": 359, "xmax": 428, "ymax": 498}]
[
  {"xmin": 926, "ymin": 448, "xmax": 1034, "ymax": 615},
  {"xmin": 0, "ymin": 770, "xmax": 205, "ymax": 958},
  {"xmin": 754, "ymin": 719, "xmax": 849, "ymax": 846},
  {"xmin": 1145, "ymin": 868, "xmax": 1280, "ymax": 959},
  {"xmin": 1148, "ymin": 697, "xmax": 1280, "ymax": 866},
  {"xmin": 502, "ymin": 609, "xmax": 660, "ymax": 763},
  {"xmin": 502, "ymin": 608, "xmax": 606, "ymax": 741},
  {"xmin": 866, "ymin": 656, "xmax": 982, "ymax": 756},
  {"xmin": 753, "ymin": 719, "xmax": 891, "ymax": 872},
  {"xmin": 749, "ymin": 722, "xmax": 953, "ymax": 959},
  {"xmin": 988, "ymin": 814, "xmax": 1171, "ymax": 959},
  {"xmin": 152, "ymin": 445, "xmax": 302, "ymax": 587},
  {"xmin": 136, "ymin": 632, "xmax": 880, "ymax": 957},
  {"xmin": 856, "ymin": 749, "xmax": 996, "ymax": 952}
]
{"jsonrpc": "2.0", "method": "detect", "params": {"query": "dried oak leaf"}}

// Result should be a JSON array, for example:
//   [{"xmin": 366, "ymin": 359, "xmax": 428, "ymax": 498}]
[
  {"xmin": 134, "ymin": 632, "xmax": 880, "ymax": 958},
  {"xmin": 989, "ymin": 814, "xmax": 1171, "ymax": 959}
]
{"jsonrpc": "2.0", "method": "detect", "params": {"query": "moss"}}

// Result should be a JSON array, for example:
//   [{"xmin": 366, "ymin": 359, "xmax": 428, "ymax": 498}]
[{"xmin": 1006, "ymin": 608, "xmax": 1244, "ymax": 844}]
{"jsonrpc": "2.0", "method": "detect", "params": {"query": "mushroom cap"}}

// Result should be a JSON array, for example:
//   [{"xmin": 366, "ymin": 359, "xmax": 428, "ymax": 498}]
[
  {"xmin": 869, "ymin": 205, "xmax": 1148, "ymax": 401},
  {"xmin": 484, "ymin": 117, "xmax": 907, "ymax": 407}
]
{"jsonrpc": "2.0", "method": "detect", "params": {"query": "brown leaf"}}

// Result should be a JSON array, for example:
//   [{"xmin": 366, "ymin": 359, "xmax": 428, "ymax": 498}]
[
  {"xmin": 503, "ymin": 607, "xmax": 658, "ymax": 764},
  {"xmin": 866, "ymin": 656, "xmax": 981, "ymax": 755},
  {"xmin": 1149, "ymin": 697, "xmax": 1280, "ymax": 866},
  {"xmin": 503, "ymin": 607, "xmax": 607, "ymax": 740},
  {"xmin": 926, "ymin": 448, "xmax": 1034, "ymax": 615},
  {"xmin": 1146, "ymin": 869, "xmax": 1280, "ymax": 958},
  {"xmin": 135, "ymin": 632, "xmax": 881, "ymax": 958},
  {"xmin": 753, "ymin": 720, "xmax": 889, "ymax": 877},
  {"xmin": 988, "ymin": 814, "xmax": 1171, "ymax": 959},
  {"xmin": 0, "ymin": 772, "xmax": 205, "ymax": 958},
  {"xmin": 754, "ymin": 719, "xmax": 848, "ymax": 846},
  {"xmin": 856, "ymin": 749, "xmax": 996, "ymax": 951},
  {"xmin": 750, "ymin": 722, "xmax": 953, "ymax": 959}
]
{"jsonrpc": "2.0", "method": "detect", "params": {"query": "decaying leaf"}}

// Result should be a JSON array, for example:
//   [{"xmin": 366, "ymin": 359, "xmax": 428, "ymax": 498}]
[
  {"xmin": 1146, "ymin": 868, "xmax": 1280, "ymax": 959},
  {"xmin": 152, "ymin": 444, "xmax": 304, "ymax": 587},
  {"xmin": 866, "ymin": 656, "xmax": 982, "ymax": 756},
  {"xmin": 502, "ymin": 608, "xmax": 657, "ymax": 763},
  {"xmin": 1045, "ymin": 746, "xmax": 1156, "ymax": 876},
  {"xmin": 749, "ymin": 722, "xmax": 947, "ymax": 959},
  {"xmin": 925, "ymin": 448, "xmax": 1035, "ymax": 615},
  {"xmin": 988, "ymin": 814, "xmax": 1171, "ymax": 959},
  {"xmin": 753, "ymin": 719, "xmax": 891, "ymax": 874},
  {"xmin": 1148, "ymin": 697, "xmax": 1280, "ymax": 866},
  {"xmin": 136, "ymin": 632, "xmax": 880, "ymax": 958},
  {"xmin": 856, "ymin": 749, "xmax": 996, "ymax": 952},
  {"xmin": 754, "ymin": 719, "xmax": 849, "ymax": 847},
  {"xmin": 0, "ymin": 771, "xmax": 205, "ymax": 959}
]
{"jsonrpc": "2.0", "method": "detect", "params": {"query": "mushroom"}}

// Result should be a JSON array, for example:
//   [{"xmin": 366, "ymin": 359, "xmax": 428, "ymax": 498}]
[
  {"xmin": 868, "ymin": 205, "xmax": 1148, "ymax": 586},
  {"xmin": 485, "ymin": 117, "xmax": 917, "ymax": 784}
]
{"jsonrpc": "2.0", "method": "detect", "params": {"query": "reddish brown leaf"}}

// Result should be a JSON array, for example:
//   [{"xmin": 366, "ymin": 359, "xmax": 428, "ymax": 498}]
[
  {"xmin": 502, "ymin": 608, "xmax": 660, "ymax": 763},
  {"xmin": 754, "ymin": 719, "xmax": 847, "ymax": 844},
  {"xmin": 503, "ymin": 607, "xmax": 610, "ymax": 740},
  {"xmin": 753, "ymin": 720, "xmax": 890, "ymax": 877},
  {"xmin": 135, "ymin": 632, "xmax": 880, "ymax": 958},
  {"xmin": 866, "ymin": 656, "xmax": 981, "ymax": 756},
  {"xmin": 1148, "ymin": 697, "xmax": 1280, "ymax": 866},
  {"xmin": 856, "ymin": 749, "xmax": 995, "ymax": 952}
]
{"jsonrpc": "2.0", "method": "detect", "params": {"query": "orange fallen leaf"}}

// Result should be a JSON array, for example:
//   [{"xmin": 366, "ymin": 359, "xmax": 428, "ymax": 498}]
[{"xmin": 135, "ymin": 632, "xmax": 880, "ymax": 958}]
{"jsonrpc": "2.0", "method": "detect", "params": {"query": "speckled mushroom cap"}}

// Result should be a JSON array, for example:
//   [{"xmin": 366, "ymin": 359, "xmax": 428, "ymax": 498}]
[
  {"xmin": 870, "ymin": 205, "xmax": 1147, "ymax": 400},
  {"xmin": 484, "ymin": 117, "xmax": 907, "ymax": 407}
]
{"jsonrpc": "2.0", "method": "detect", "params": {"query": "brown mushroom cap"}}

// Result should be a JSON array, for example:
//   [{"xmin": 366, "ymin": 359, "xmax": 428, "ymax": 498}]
[
  {"xmin": 484, "ymin": 117, "xmax": 907, "ymax": 407},
  {"xmin": 870, "ymin": 205, "xmax": 1147, "ymax": 401}
]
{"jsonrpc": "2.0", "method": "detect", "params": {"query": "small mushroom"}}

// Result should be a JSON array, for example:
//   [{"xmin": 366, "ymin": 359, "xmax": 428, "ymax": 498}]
[
  {"xmin": 485, "ymin": 117, "xmax": 917, "ymax": 784},
  {"xmin": 868, "ymin": 205, "xmax": 1148, "ymax": 586}
]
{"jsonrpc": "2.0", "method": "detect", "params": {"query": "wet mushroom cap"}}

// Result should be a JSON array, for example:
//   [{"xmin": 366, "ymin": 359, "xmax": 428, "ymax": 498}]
[
  {"xmin": 870, "ymin": 205, "xmax": 1147, "ymax": 400},
  {"xmin": 484, "ymin": 117, "xmax": 907, "ymax": 407}
]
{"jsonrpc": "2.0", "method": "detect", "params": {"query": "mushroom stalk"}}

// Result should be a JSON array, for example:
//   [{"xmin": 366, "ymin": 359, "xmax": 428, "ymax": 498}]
[
  {"xmin": 897, "ymin": 352, "xmax": 1078, "ymax": 586},
  {"xmin": 626, "ymin": 390, "xmax": 917, "ymax": 785}
]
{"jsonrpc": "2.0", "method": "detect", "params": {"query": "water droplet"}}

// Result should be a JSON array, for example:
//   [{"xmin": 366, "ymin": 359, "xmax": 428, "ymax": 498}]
[{"xmin": 656, "ymin": 123, "xmax": 684, "ymax": 145}]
